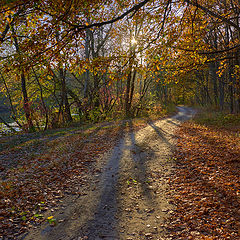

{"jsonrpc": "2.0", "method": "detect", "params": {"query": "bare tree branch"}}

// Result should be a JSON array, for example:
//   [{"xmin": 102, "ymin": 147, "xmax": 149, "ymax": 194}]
[
  {"xmin": 72, "ymin": 0, "xmax": 151, "ymax": 31},
  {"xmin": 0, "ymin": 6, "xmax": 25, "ymax": 43},
  {"xmin": 185, "ymin": 0, "xmax": 240, "ymax": 32}
]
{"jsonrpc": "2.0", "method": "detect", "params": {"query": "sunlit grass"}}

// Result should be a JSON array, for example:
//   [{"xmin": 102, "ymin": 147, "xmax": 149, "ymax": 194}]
[{"xmin": 193, "ymin": 109, "xmax": 240, "ymax": 131}]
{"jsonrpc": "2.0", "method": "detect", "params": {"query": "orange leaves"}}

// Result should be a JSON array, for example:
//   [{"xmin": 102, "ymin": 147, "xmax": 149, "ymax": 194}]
[
  {"xmin": 168, "ymin": 121, "xmax": 240, "ymax": 239},
  {"xmin": 0, "ymin": 123, "xmax": 125, "ymax": 238}
]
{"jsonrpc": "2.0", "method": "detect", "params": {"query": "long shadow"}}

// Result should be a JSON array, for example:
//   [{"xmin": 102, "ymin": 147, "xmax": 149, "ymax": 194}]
[
  {"xmin": 0, "ymin": 122, "xmax": 112, "ymax": 176},
  {"xmin": 79, "ymin": 118, "xmax": 175, "ymax": 239},
  {"xmin": 148, "ymin": 121, "xmax": 173, "ymax": 148},
  {"xmin": 128, "ymin": 120, "xmax": 156, "ymax": 203},
  {"xmin": 81, "ymin": 122, "xmax": 128, "ymax": 240},
  {"xmin": 22, "ymin": 123, "xmax": 126, "ymax": 240},
  {"xmin": 166, "ymin": 119, "xmax": 180, "ymax": 127}
]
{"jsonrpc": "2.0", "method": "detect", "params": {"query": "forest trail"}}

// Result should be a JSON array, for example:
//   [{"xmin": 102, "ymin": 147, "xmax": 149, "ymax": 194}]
[{"xmin": 25, "ymin": 107, "xmax": 196, "ymax": 240}]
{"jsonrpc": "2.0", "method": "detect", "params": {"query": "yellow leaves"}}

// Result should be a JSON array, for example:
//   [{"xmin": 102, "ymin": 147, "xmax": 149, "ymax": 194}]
[
  {"xmin": 47, "ymin": 216, "xmax": 56, "ymax": 226},
  {"xmin": 2, "ymin": 9, "xmax": 14, "ymax": 23},
  {"xmin": 217, "ymin": 60, "xmax": 228, "ymax": 77},
  {"xmin": 6, "ymin": 16, "xmax": 11, "ymax": 23},
  {"xmin": 108, "ymin": 74, "xmax": 116, "ymax": 82}
]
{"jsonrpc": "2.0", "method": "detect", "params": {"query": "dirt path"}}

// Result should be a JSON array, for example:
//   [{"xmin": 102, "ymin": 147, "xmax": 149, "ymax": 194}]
[{"xmin": 24, "ymin": 106, "xmax": 195, "ymax": 240}]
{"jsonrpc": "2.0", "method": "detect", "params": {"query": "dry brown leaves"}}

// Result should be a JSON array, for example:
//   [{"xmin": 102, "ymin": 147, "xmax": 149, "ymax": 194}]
[
  {"xmin": 0, "ymin": 123, "xmax": 130, "ymax": 239},
  {"xmin": 168, "ymin": 122, "xmax": 240, "ymax": 239}
]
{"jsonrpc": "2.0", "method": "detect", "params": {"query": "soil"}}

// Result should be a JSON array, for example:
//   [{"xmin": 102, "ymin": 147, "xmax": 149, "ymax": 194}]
[{"xmin": 23, "ymin": 106, "xmax": 196, "ymax": 240}]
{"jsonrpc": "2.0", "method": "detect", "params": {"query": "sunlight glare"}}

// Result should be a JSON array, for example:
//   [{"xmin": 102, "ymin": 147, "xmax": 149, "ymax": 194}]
[{"xmin": 131, "ymin": 37, "xmax": 137, "ymax": 45}]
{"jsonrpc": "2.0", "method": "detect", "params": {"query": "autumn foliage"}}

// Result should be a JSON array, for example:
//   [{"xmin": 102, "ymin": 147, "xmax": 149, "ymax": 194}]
[
  {"xmin": 0, "ymin": 123, "xmax": 124, "ymax": 237},
  {"xmin": 169, "ymin": 122, "xmax": 240, "ymax": 239},
  {"xmin": 0, "ymin": 0, "xmax": 240, "ymax": 239}
]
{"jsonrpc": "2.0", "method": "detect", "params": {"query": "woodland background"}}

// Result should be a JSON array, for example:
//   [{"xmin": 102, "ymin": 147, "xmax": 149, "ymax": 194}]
[
  {"xmin": 1, "ymin": 1, "xmax": 240, "ymax": 239},
  {"xmin": 0, "ymin": 0, "xmax": 239, "ymax": 132}
]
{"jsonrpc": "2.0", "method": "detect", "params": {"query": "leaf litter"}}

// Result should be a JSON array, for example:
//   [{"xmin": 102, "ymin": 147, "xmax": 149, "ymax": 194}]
[
  {"xmin": 0, "ymin": 121, "xmax": 146, "ymax": 239},
  {"xmin": 168, "ymin": 122, "xmax": 240, "ymax": 239}
]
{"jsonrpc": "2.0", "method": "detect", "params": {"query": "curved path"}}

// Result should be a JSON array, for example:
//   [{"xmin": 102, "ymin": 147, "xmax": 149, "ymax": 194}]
[{"xmin": 25, "ymin": 106, "xmax": 196, "ymax": 240}]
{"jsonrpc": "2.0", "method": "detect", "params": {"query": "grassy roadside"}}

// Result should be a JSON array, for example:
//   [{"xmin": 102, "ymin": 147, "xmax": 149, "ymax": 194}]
[
  {"xmin": 168, "ymin": 109, "xmax": 240, "ymax": 239},
  {"xmin": 0, "ymin": 103, "xmax": 176, "ymax": 151},
  {"xmin": 194, "ymin": 108, "xmax": 240, "ymax": 132}
]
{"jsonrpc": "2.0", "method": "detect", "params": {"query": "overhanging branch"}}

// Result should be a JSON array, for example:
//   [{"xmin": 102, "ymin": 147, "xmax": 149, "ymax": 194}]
[
  {"xmin": 72, "ymin": 0, "xmax": 151, "ymax": 31},
  {"xmin": 185, "ymin": 0, "xmax": 240, "ymax": 32}
]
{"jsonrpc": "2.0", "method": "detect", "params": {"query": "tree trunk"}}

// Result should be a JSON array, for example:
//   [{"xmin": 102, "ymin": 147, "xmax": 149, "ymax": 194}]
[
  {"xmin": 84, "ymin": 29, "xmax": 90, "ymax": 98},
  {"xmin": 32, "ymin": 67, "xmax": 49, "ymax": 130},
  {"xmin": 209, "ymin": 62, "xmax": 218, "ymax": 106},
  {"xmin": 129, "ymin": 69, "xmax": 137, "ymax": 110},
  {"xmin": 11, "ymin": 26, "xmax": 34, "ymax": 130},
  {"xmin": 0, "ymin": 73, "xmax": 22, "ymax": 128},
  {"xmin": 125, "ymin": 70, "xmax": 132, "ymax": 117},
  {"xmin": 59, "ymin": 67, "xmax": 72, "ymax": 122},
  {"xmin": 20, "ymin": 72, "xmax": 34, "ymax": 130},
  {"xmin": 228, "ymin": 63, "xmax": 234, "ymax": 113}
]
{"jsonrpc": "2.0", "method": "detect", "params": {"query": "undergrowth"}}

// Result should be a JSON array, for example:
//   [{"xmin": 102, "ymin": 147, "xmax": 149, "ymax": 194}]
[{"xmin": 193, "ymin": 108, "xmax": 240, "ymax": 131}]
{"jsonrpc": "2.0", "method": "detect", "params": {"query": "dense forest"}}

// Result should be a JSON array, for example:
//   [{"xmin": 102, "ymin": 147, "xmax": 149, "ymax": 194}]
[{"xmin": 0, "ymin": 0, "xmax": 239, "ymax": 132}]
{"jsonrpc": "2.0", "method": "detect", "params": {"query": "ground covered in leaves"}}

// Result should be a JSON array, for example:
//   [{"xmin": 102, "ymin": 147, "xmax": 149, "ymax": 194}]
[
  {"xmin": 169, "ymin": 121, "xmax": 240, "ymax": 239},
  {"xmin": 0, "ymin": 120, "xmax": 146, "ymax": 239}
]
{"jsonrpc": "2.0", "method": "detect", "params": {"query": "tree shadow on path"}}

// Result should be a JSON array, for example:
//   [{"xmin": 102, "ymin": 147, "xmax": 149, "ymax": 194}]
[
  {"xmin": 147, "ymin": 121, "xmax": 173, "ymax": 149},
  {"xmin": 83, "ymin": 123, "xmax": 127, "ymax": 240}
]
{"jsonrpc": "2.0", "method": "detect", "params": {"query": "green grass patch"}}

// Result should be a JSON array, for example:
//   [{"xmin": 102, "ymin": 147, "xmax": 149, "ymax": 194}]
[
  {"xmin": 0, "ymin": 124, "xmax": 88, "ymax": 153},
  {"xmin": 193, "ymin": 109, "xmax": 240, "ymax": 131}
]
